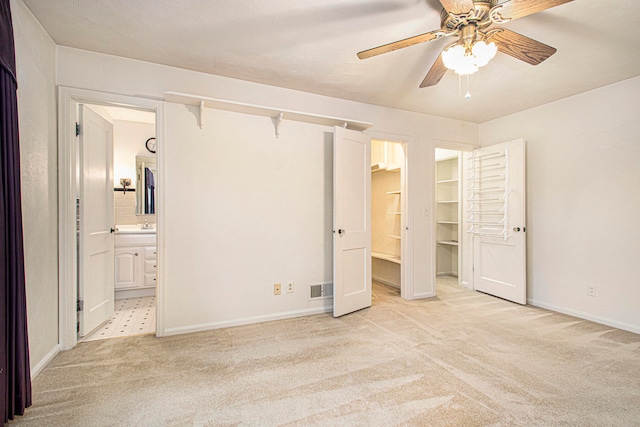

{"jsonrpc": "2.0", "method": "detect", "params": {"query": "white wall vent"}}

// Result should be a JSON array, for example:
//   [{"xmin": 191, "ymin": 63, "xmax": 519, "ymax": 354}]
[{"xmin": 309, "ymin": 282, "xmax": 333, "ymax": 300}]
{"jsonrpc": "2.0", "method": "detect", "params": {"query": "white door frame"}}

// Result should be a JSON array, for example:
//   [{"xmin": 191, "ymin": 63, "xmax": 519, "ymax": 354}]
[
  {"xmin": 366, "ymin": 132, "xmax": 413, "ymax": 299},
  {"xmin": 58, "ymin": 87, "xmax": 165, "ymax": 350},
  {"xmin": 432, "ymin": 140, "xmax": 477, "ymax": 293}
]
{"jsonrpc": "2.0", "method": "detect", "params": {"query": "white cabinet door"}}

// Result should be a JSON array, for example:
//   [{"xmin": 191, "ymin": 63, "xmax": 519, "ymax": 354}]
[
  {"xmin": 78, "ymin": 105, "xmax": 115, "ymax": 336},
  {"xmin": 333, "ymin": 127, "xmax": 372, "ymax": 317},
  {"xmin": 114, "ymin": 248, "xmax": 140, "ymax": 289},
  {"xmin": 472, "ymin": 139, "xmax": 526, "ymax": 304}
]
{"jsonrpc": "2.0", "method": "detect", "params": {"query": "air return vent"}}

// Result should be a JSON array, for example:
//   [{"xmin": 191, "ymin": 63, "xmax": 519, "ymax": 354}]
[{"xmin": 309, "ymin": 282, "xmax": 333, "ymax": 300}]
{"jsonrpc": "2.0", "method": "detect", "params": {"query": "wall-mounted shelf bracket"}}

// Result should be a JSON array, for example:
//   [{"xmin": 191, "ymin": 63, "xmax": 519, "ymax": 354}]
[
  {"xmin": 275, "ymin": 112, "xmax": 284, "ymax": 139},
  {"xmin": 199, "ymin": 100, "xmax": 205, "ymax": 129},
  {"xmin": 164, "ymin": 91, "xmax": 373, "ymax": 138}
]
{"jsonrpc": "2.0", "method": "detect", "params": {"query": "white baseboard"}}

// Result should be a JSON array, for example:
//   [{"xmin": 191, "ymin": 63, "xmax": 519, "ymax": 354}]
[
  {"xmin": 116, "ymin": 287, "xmax": 155, "ymax": 300},
  {"xmin": 410, "ymin": 291, "xmax": 435, "ymax": 300},
  {"xmin": 31, "ymin": 344, "xmax": 60, "ymax": 379},
  {"xmin": 372, "ymin": 275, "xmax": 400, "ymax": 289},
  {"xmin": 528, "ymin": 298, "xmax": 640, "ymax": 335},
  {"xmin": 163, "ymin": 306, "xmax": 333, "ymax": 337}
]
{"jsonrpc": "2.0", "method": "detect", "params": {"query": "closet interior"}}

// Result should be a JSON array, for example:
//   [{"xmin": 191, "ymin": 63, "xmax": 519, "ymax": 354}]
[
  {"xmin": 435, "ymin": 148, "xmax": 461, "ymax": 280},
  {"xmin": 371, "ymin": 140, "xmax": 404, "ymax": 289}
]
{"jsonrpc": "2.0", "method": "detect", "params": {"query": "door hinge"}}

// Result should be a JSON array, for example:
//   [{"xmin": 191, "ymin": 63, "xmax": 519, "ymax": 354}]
[
  {"xmin": 77, "ymin": 299, "xmax": 84, "ymax": 312},
  {"xmin": 75, "ymin": 122, "xmax": 80, "ymax": 137},
  {"xmin": 77, "ymin": 321, "xmax": 80, "ymax": 333}
]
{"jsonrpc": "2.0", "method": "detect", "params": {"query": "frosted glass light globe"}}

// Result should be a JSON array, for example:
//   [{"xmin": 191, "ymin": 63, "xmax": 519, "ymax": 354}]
[
  {"xmin": 442, "ymin": 45, "xmax": 466, "ymax": 70},
  {"xmin": 472, "ymin": 41, "xmax": 497, "ymax": 67},
  {"xmin": 442, "ymin": 39, "xmax": 497, "ymax": 76}
]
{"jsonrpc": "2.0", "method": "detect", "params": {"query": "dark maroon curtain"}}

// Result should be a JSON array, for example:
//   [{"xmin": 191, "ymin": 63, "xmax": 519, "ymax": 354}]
[{"xmin": 0, "ymin": 0, "xmax": 32, "ymax": 422}]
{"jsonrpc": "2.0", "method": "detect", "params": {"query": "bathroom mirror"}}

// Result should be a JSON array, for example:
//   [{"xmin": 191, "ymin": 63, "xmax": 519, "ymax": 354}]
[{"xmin": 136, "ymin": 156, "xmax": 156, "ymax": 215}]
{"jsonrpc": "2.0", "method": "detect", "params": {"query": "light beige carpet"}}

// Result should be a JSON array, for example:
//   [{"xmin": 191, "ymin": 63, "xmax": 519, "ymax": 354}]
[{"xmin": 10, "ymin": 278, "xmax": 640, "ymax": 426}]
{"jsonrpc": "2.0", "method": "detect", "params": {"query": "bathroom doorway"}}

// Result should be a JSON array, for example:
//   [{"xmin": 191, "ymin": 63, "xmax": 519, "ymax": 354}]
[
  {"xmin": 58, "ymin": 87, "xmax": 164, "ymax": 350},
  {"xmin": 78, "ymin": 103, "xmax": 158, "ymax": 342}
]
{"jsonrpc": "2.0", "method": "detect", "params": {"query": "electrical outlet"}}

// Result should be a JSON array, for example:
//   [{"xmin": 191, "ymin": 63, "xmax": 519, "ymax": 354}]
[
  {"xmin": 287, "ymin": 281, "xmax": 294, "ymax": 293},
  {"xmin": 587, "ymin": 285, "xmax": 596, "ymax": 297},
  {"xmin": 274, "ymin": 283, "xmax": 281, "ymax": 295}
]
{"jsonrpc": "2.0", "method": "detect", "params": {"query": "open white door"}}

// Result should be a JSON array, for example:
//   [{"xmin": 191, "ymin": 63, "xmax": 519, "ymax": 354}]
[
  {"xmin": 469, "ymin": 139, "xmax": 526, "ymax": 304},
  {"xmin": 78, "ymin": 105, "xmax": 115, "ymax": 336},
  {"xmin": 333, "ymin": 127, "xmax": 372, "ymax": 317}
]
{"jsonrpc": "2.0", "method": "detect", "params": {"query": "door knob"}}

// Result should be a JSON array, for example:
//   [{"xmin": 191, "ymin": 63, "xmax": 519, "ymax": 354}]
[
  {"xmin": 338, "ymin": 229, "xmax": 345, "ymax": 235},
  {"xmin": 513, "ymin": 227, "xmax": 521, "ymax": 232}
]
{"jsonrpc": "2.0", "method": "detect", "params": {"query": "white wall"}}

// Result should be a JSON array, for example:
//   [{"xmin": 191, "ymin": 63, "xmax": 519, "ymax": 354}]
[
  {"xmin": 479, "ymin": 76, "xmax": 640, "ymax": 333},
  {"xmin": 164, "ymin": 106, "xmax": 335, "ymax": 331},
  {"xmin": 12, "ymin": 0, "xmax": 59, "ymax": 374},
  {"xmin": 55, "ymin": 47, "xmax": 477, "ymax": 334}
]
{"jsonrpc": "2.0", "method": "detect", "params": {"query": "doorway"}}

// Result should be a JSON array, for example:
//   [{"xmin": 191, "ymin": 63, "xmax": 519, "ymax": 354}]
[
  {"xmin": 371, "ymin": 139, "xmax": 407, "ymax": 297},
  {"xmin": 58, "ymin": 87, "xmax": 164, "ymax": 350},
  {"xmin": 78, "ymin": 103, "xmax": 158, "ymax": 342},
  {"xmin": 433, "ymin": 140, "xmax": 527, "ymax": 303},
  {"xmin": 435, "ymin": 148, "xmax": 462, "ymax": 283}
]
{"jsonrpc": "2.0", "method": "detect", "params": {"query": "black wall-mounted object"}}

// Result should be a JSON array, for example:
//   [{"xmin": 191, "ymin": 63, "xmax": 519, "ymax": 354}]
[{"xmin": 145, "ymin": 137, "xmax": 156, "ymax": 153}]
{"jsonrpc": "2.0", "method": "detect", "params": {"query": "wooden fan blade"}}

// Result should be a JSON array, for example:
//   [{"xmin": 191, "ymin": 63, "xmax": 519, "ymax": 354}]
[
  {"xmin": 493, "ymin": 0, "xmax": 573, "ymax": 21},
  {"xmin": 358, "ymin": 30, "xmax": 447, "ymax": 60},
  {"xmin": 420, "ymin": 53, "xmax": 447, "ymax": 88},
  {"xmin": 491, "ymin": 29, "xmax": 557, "ymax": 65},
  {"xmin": 439, "ymin": 0, "xmax": 475, "ymax": 14}
]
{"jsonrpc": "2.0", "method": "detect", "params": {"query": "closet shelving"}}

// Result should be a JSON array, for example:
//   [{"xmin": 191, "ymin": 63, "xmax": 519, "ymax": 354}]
[
  {"xmin": 436, "ymin": 154, "xmax": 461, "ymax": 277},
  {"xmin": 371, "ymin": 140, "xmax": 403, "ymax": 288},
  {"xmin": 386, "ymin": 190, "xmax": 401, "ymax": 240},
  {"xmin": 371, "ymin": 251, "xmax": 401, "ymax": 264}
]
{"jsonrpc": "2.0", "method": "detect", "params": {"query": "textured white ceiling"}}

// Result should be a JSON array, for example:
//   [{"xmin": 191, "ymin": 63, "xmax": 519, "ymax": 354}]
[{"xmin": 22, "ymin": 0, "xmax": 640, "ymax": 123}]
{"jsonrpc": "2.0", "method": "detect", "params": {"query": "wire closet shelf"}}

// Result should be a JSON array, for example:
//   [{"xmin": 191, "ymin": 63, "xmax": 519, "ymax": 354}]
[{"xmin": 467, "ymin": 142, "xmax": 511, "ymax": 240}]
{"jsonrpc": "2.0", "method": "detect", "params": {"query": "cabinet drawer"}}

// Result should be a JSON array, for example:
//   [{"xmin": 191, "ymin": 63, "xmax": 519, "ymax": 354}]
[
  {"xmin": 144, "ymin": 246, "xmax": 157, "ymax": 259},
  {"xmin": 144, "ymin": 273, "xmax": 157, "ymax": 287},
  {"xmin": 144, "ymin": 259, "xmax": 157, "ymax": 273}
]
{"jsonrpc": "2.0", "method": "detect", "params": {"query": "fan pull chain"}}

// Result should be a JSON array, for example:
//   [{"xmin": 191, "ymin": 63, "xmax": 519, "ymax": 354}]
[
  {"xmin": 458, "ymin": 74, "xmax": 472, "ymax": 99},
  {"xmin": 465, "ymin": 74, "xmax": 472, "ymax": 99}
]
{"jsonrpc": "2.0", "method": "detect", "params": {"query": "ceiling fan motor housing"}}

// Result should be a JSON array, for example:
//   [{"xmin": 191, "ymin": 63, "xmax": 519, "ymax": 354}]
[{"xmin": 441, "ymin": 0, "xmax": 496, "ymax": 33}]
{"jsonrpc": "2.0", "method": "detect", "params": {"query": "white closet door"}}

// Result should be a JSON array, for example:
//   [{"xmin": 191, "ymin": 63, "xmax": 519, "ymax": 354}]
[
  {"xmin": 333, "ymin": 127, "xmax": 372, "ymax": 317},
  {"xmin": 79, "ymin": 105, "xmax": 115, "ymax": 336},
  {"xmin": 470, "ymin": 139, "xmax": 526, "ymax": 304}
]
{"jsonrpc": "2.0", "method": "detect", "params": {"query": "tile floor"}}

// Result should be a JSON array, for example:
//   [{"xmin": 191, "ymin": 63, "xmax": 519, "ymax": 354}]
[{"xmin": 83, "ymin": 296, "xmax": 156, "ymax": 342}]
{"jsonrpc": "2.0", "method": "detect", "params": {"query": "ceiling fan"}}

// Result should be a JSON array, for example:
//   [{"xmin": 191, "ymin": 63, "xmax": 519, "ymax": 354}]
[{"xmin": 357, "ymin": 0, "xmax": 573, "ymax": 88}]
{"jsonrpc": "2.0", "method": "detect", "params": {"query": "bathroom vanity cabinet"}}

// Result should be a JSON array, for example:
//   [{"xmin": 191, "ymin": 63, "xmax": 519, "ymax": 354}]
[{"xmin": 114, "ymin": 232, "xmax": 156, "ymax": 299}]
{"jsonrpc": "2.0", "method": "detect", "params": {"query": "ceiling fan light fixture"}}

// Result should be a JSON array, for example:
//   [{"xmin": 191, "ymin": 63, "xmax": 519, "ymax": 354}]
[
  {"xmin": 442, "ymin": 44, "xmax": 476, "ymax": 75},
  {"xmin": 442, "ymin": 39, "xmax": 497, "ymax": 76}
]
